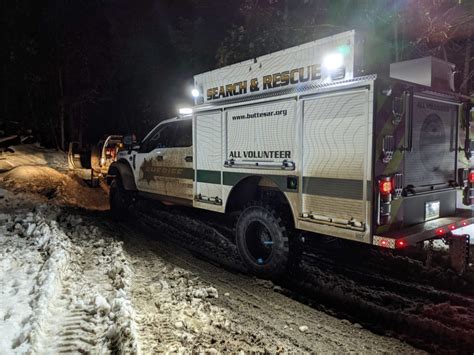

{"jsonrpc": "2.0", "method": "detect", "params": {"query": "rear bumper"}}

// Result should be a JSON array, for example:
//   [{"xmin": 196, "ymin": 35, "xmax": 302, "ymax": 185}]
[{"xmin": 373, "ymin": 209, "xmax": 473, "ymax": 249}]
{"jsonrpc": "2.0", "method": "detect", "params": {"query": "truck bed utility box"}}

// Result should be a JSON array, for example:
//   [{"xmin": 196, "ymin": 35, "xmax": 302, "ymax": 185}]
[{"xmin": 389, "ymin": 56, "xmax": 455, "ymax": 92}]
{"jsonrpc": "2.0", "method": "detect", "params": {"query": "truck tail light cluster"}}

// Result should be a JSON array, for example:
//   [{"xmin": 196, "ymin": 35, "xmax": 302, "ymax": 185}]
[
  {"xmin": 459, "ymin": 168, "xmax": 474, "ymax": 205},
  {"xmin": 374, "ymin": 220, "xmax": 471, "ymax": 249},
  {"xmin": 379, "ymin": 179, "xmax": 392, "ymax": 196},
  {"xmin": 436, "ymin": 220, "xmax": 471, "ymax": 236},
  {"xmin": 377, "ymin": 173, "xmax": 403, "ymax": 226},
  {"xmin": 373, "ymin": 235, "xmax": 407, "ymax": 249}
]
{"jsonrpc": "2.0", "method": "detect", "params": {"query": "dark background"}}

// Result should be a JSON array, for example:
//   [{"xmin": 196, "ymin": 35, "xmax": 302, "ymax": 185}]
[{"xmin": 1, "ymin": 0, "xmax": 473, "ymax": 148}]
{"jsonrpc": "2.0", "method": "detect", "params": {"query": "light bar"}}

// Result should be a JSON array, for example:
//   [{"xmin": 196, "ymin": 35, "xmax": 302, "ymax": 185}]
[{"xmin": 179, "ymin": 107, "xmax": 193, "ymax": 115}]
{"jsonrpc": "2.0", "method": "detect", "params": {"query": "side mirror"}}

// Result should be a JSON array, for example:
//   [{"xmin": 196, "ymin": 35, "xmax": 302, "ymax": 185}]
[
  {"xmin": 123, "ymin": 134, "xmax": 139, "ymax": 151},
  {"xmin": 123, "ymin": 134, "xmax": 133, "ymax": 146}
]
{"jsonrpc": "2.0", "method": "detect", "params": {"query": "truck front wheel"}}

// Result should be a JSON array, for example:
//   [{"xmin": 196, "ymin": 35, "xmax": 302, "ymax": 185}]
[
  {"xmin": 109, "ymin": 177, "xmax": 130, "ymax": 220},
  {"xmin": 236, "ymin": 203, "xmax": 289, "ymax": 279}
]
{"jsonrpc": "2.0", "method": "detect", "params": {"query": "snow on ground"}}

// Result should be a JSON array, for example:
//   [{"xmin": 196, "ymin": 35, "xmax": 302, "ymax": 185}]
[
  {"xmin": 2, "ymin": 144, "xmax": 470, "ymax": 353},
  {"xmin": 1, "ymin": 165, "xmax": 108, "ymax": 210},
  {"xmin": 0, "ymin": 200, "xmax": 138, "ymax": 354},
  {"xmin": 0, "ymin": 144, "xmax": 67, "ymax": 173}
]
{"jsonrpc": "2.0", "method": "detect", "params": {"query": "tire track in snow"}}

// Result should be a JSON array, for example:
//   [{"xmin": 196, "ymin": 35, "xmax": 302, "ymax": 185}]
[
  {"xmin": 0, "ymin": 204, "xmax": 138, "ymax": 354},
  {"xmin": 103, "ymin": 213, "xmax": 420, "ymax": 354},
  {"xmin": 127, "ymin": 203, "xmax": 474, "ymax": 353}
]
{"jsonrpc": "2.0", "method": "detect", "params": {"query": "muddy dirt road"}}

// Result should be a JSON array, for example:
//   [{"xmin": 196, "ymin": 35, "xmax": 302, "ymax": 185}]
[
  {"xmin": 0, "ymin": 188, "xmax": 420, "ymax": 353},
  {"xmin": 92, "ymin": 209, "xmax": 422, "ymax": 354},
  {"xmin": 125, "ymin": 202, "xmax": 474, "ymax": 353}
]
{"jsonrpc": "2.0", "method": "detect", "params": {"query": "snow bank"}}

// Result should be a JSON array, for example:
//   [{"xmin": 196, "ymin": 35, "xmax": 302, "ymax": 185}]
[
  {"xmin": 0, "ymin": 144, "xmax": 67, "ymax": 172},
  {"xmin": 0, "ymin": 205, "xmax": 66, "ymax": 353},
  {"xmin": 0, "ymin": 205, "xmax": 139, "ymax": 354},
  {"xmin": 1, "ymin": 165, "xmax": 108, "ymax": 210}
]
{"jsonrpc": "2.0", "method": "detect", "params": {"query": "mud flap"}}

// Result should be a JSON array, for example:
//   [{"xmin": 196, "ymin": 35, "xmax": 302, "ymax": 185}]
[{"xmin": 448, "ymin": 234, "xmax": 470, "ymax": 275}]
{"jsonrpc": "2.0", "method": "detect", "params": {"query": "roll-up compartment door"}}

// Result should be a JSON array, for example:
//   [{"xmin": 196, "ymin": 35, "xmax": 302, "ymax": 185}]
[
  {"xmin": 302, "ymin": 89, "xmax": 370, "ymax": 227},
  {"xmin": 225, "ymin": 100, "xmax": 296, "ymax": 166},
  {"xmin": 195, "ymin": 111, "xmax": 223, "ymax": 205}
]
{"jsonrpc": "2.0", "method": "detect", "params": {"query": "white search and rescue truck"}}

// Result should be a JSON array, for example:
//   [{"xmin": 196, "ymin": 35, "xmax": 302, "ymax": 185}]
[{"xmin": 108, "ymin": 31, "xmax": 473, "ymax": 277}]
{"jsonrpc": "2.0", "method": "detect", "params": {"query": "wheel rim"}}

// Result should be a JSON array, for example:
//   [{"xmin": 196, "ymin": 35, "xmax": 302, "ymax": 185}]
[{"xmin": 244, "ymin": 220, "xmax": 274, "ymax": 265}]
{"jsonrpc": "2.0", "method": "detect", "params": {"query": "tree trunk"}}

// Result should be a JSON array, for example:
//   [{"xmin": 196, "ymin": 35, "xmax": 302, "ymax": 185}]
[
  {"xmin": 79, "ymin": 103, "xmax": 83, "ymax": 147},
  {"xmin": 58, "ymin": 66, "xmax": 65, "ymax": 151}
]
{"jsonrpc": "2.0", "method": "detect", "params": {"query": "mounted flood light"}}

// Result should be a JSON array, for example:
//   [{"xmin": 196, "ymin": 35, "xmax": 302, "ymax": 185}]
[
  {"xmin": 191, "ymin": 89, "xmax": 200, "ymax": 98},
  {"xmin": 322, "ymin": 52, "xmax": 345, "ymax": 80},
  {"xmin": 178, "ymin": 107, "xmax": 193, "ymax": 115},
  {"xmin": 322, "ymin": 52, "xmax": 344, "ymax": 70}
]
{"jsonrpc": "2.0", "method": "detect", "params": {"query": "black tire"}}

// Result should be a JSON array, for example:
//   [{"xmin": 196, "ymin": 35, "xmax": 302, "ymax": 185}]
[
  {"xmin": 236, "ymin": 202, "xmax": 289, "ymax": 279},
  {"xmin": 109, "ymin": 177, "xmax": 129, "ymax": 220}
]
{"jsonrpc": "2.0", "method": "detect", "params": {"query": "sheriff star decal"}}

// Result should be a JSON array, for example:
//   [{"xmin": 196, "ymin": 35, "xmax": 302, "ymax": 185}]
[{"xmin": 140, "ymin": 158, "xmax": 155, "ymax": 183}]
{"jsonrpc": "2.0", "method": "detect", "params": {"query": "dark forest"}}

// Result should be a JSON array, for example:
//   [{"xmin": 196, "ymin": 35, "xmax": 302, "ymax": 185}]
[{"xmin": 2, "ymin": 0, "xmax": 473, "ymax": 148}]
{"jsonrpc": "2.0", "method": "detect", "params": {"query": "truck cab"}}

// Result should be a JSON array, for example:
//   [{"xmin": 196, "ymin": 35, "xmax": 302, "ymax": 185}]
[{"xmin": 131, "ymin": 117, "xmax": 194, "ymax": 203}]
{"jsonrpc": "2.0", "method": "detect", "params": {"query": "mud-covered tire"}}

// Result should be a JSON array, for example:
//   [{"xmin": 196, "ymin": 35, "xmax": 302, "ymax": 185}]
[
  {"xmin": 236, "ymin": 202, "xmax": 289, "ymax": 279},
  {"xmin": 109, "ymin": 177, "xmax": 129, "ymax": 220}
]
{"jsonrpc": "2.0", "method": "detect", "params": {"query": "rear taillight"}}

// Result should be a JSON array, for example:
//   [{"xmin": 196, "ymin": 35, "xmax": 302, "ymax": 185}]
[
  {"xmin": 377, "ymin": 174, "xmax": 403, "ymax": 226},
  {"xmin": 469, "ymin": 171, "xmax": 474, "ymax": 183},
  {"xmin": 379, "ymin": 179, "xmax": 393, "ymax": 196},
  {"xmin": 461, "ymin": 168, "xmax": 474, "ymax": 205}
]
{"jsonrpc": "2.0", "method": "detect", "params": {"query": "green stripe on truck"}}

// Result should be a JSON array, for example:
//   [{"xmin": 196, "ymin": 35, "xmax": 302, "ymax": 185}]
[
  {"xmin": 197, "ymin": 170, "xmax": 369, "ymax": 200},
  {"xmin": 196, "ymin": 170, "xmax": 222, "ymax": 184},
  {"xmin": 302, "ymin": 177, "xmax": 365, "ymax": 200}
]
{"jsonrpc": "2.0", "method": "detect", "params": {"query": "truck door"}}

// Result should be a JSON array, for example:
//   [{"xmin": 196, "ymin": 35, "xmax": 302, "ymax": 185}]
[
  {"xmin": 135, "ymin": 119, "xmax": 194, "ymax": 202},
  {"xmin": 194, "ymin": 111, "xmax": 223, "ymax": 210},
  {"xmin": 400, "ymin": 95, "xmax": 459, "ymax": 225}
]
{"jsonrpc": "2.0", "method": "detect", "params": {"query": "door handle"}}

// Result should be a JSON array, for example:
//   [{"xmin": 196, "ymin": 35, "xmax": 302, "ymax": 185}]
[
  {"xmin": 184, "ymin": 155, "xmax": 193, "ymax": 162},
  {"xmin": 156, "ymin": 155, "xmax": 163, "ymax": 161}
]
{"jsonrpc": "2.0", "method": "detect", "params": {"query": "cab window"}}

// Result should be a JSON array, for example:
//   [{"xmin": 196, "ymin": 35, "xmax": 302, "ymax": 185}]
[
  {"xmin": 140, "ymin": 123, "xmax": 176, "ymax": 152},
  {"xmin": 140, "ymin": 119, "xmax": 192, "ymax": 152},
  {"xmin": 173, "ymin": 120, "xmax": 192, "ymax": 147}
]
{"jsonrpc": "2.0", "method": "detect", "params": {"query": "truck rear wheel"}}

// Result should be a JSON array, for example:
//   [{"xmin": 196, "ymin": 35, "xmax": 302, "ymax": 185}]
[
  {"xmin": 236, "ymin": 203, "xmax": 289, "ymax": 279},
  {"xmin": 109, "ymin": 177, "xmax": 129, "ymax": 220}
]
